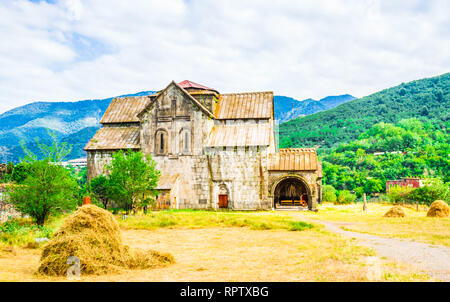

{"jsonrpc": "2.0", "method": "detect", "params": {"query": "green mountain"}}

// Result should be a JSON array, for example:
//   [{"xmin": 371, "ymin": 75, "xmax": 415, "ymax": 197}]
[
  {"xmin": 279, "ymin": 73, "xmax": 450, "ymax": 150},
  {"xmin": 0, "ymin": 91, "xmax": 155, "ymax": 163}
]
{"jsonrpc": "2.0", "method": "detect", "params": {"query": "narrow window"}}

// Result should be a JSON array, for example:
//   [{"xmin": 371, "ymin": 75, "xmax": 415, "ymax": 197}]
[
  {"xmin": 184, "ymin": 132, "xmax": 189, "ymax": 153},
  {"xmin": 160, "ymin": 133, "xmax": 164, "ymax": 154}
]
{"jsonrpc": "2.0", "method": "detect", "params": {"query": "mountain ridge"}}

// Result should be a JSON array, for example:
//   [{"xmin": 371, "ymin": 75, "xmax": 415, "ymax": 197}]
[{"xmin": 0, "ymin": 90, "xmax": 353, "ymax": 163}]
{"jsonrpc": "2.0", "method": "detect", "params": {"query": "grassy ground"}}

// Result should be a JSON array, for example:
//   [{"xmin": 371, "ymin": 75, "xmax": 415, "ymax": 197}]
[
  {"xmin": 0, "ymin": 207, "xmax": 440, "ymax": 281},
  {"xmin": 299, "ymin": 202, "xmax": 450, "ymax": 247},
  {"xmin": 118, "ymin": 209, "xmax": 314, "ymax": 231},
  {"xmin": 0, "ymin": 227, "xmax": 431, "ymax": 281}
]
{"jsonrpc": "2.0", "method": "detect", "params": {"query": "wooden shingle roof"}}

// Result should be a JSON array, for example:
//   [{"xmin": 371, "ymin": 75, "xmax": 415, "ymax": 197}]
[
  {"xmin": 207, "ymin": 124, "xmax": 271, "ymax": 147},
  {"xmin": 268, "ymin": 148, "xmax": 318, "ymax": 171},
  {"xmin": 214, "ymin": 92, "xmax": 273, "ymax": 120},
  {"xmin": 100, "ymin": 96, "xmax": 152, "ymax": 124},
  {"xmin": 84, "ymin": 127, "xmax": 140, "ymax": 151}
]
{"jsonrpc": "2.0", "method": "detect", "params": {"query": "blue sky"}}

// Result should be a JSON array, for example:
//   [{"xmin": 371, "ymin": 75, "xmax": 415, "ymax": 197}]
[{"xmin": 0, "ymin": 0, "xmax": 449, "ymax": 114}]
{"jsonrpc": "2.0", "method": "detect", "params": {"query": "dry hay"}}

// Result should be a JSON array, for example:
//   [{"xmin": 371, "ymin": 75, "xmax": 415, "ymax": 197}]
[
  {"xmin": 37, "ymin": 204, "xmax": 174, "ymax": 276},
  {"xmin": 427, "ymin": 200, "xmax": 450, "ymax": 218},
  {"xmin": 383, "ymin": 205, "xmax": 406, "ymax": 217}
]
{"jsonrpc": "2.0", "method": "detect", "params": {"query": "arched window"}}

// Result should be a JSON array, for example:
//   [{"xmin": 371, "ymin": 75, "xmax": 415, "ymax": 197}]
[
  {"xmin": 179, "ymin": 129, "xmax": 191, "ymax": 154},
  {"xmin": 155, "ymin": 129, "xmax": 168, "ymax": 155}
]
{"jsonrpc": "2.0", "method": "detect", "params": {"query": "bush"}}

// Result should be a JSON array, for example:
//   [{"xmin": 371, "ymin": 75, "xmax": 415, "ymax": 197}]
[
  {"xmin": 336, "ymin": 190, "xmax": 356, "ymax": 204},
  {"xmin": 409, "ymin": 179, "xmax": 449, "ymax": 206},
  {"xmin": 387, "ymin": 185, "xmax": 414, "ymax": 204},
  {"xmin": 322, "ymin": 185, "xmax": 337, "ymax": 202}
]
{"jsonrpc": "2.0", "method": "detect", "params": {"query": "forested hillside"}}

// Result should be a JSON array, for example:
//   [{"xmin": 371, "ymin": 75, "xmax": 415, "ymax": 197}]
[
  {"xmin": 279, "ymin": 73, "xmax": 450, "ymax": 149},
  {"xmin": 321, "ymin": 118, "xmax": 449, "ymax": 197}
]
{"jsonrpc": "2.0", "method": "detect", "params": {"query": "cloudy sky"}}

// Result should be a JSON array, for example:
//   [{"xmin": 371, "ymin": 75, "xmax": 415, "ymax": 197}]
[{"xmin": 0, "ymin": 0, "xmax": 449, "ymax": 114}]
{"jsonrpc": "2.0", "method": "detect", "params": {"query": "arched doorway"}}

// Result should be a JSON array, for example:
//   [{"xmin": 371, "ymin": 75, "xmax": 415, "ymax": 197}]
[
  {"xmin": 273, "ymin": 177, "xmax": 311, "ymax": 209},
  {"xmin": 218, "ymin": 183, "xmax": 229, "ymax": 209}
]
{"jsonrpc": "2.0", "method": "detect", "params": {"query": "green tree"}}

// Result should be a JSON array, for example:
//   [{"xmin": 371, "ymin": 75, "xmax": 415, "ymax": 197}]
[
  {"xmin": 90, "ymin": 174, "xmax": 111, "ymax": 209},
  {"xmin": 7, "ymin": 132, "xmax": 77, "ymax": 225},
  {"xmin": 6, "ymin": 162, "xmax": 14, "ymax": 175},
  {"xmin": 322, "ymin": 185, "xmax": 337, "ymax": 202},
  {"xmin": 11, "ymin": 162, "xmax": 31, "ymax": 183},
  {"xmin": 105, "ymin": 150, "xmax": 160, "ymax": 213},
  {"xmin": 364, "ymin": 178, "xmax": 383, "ymax": 194}
]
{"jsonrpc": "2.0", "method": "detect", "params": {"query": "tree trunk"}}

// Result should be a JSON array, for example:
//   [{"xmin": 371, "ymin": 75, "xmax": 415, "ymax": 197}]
[{"xmin": 363, "ymin": 193, "xmax": 367, "ymax": 212}]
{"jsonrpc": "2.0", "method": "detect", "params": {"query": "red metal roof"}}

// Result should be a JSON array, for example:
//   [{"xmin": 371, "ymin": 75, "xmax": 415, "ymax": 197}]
[{"xmin": 178, "ymin": 80, "xmax": 218, "ymax": 93}]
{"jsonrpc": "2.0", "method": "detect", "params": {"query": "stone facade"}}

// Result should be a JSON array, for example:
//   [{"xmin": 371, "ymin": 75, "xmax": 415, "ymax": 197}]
[{"xmin": 85, "ymin": 80, "xmax": 322, "ymax": 210}]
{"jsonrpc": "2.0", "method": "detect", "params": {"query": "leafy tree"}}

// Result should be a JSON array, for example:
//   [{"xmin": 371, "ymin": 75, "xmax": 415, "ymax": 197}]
[
  {"xmin": 90, "ymin": 174, "xmax": 111, "ymax": 209},
  {"xmin": 105, "ymin": 150, "xmax": 160, "ymax": 213},
  {"xmin": 11, "ymin": 162, "xmax": 31, "ymax": 183},
  {"xmin": 6, "ymin": 162, "xmax": 14, "ymax": 175},
  {"xmin": 7, "ymin": 132, "xmax": 77, "ymax": 225},
  {"xmin": 322, "ymin": 185, "xmax": 337, "ymax": 202},
  {"xmin": 364, "ymin": 178, "xmax": 383, "ymax": 194}
]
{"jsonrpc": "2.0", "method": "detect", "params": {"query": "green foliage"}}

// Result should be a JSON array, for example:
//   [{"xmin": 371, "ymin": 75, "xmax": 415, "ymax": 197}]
[
  {"xmin": 10, "ymin": 162, "xmax": 31, "ymax": 183},
  {"xmin": 0, "ymin": 218, "xmax": 53, "ymax": 247},
  {"xmin": 387, "ymin": 185, "xmax": 414, "ymax": 203},
  {"xmin": 288, "ymin": 221, "xmax": 314, "ymax": 231},
  {"xmin": 90, "ymin": 174, "xmax": 110, "ymax": 209},
  {"xmin": 279, "ymin": 72, "xmax": 450, "ymax": 149},
  {"xmin": 6, "ymin": 131, "xmax": 78, "ymax": 225},
  {"xmin": 67, "ymin": 165, "xmax": 88, "ymax": 205},
  {"xmin": 320, "ymin": 118, "xmax": 449, "ymax": 193},
  {"xmin": 408, "ymin": 179, "xmax": 450, "ymax": 206},
  {"xmin": 336, "ymin": 190, "xmax": 356, "ymax": 204},
  {"xmin": 6, "ymin": 162, "xmax": 14, "ymax": 174},
  {"xmin": 105, "ymin": 150, "xmax": 160, "ymax": 213},
  {"xmin": 322, "ymin": 185, "xmax": 337, "ymax": 202},
  {"xmin": 7, "ymin": 161, "xmax": 77, "ymax": 225}
]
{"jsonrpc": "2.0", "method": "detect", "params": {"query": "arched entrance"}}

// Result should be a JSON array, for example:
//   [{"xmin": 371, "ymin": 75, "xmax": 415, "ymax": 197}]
[
  {"xmin": 273, "ymin": 177, "xmax": 311, "ymax": 209},
  {"xmin": 218, "ymin": 183, "xmax": 229, "ymax": 209}
]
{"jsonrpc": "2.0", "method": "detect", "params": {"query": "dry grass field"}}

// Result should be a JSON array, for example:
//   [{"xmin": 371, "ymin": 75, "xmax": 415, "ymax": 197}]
[
  {"xmin": 0, "ymin": 208, "xmax": 436, "ymax": 281},
  {"xmin": 298, "ymin": 202, "xmax": 450, "ymax": 247}
]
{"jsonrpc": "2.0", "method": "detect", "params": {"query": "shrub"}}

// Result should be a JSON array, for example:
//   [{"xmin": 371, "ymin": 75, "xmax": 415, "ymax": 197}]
[
  {"xmin": 322, "ymin": 185, "xmax": 337, "ymax": 202},
  {"xmin": 336, "ymin": 190, "xmax": 356, "ymax": 204},
  {"xmin": 409, "ymin": 179, "xmax": 449, "ymax": 206},
  {"xmin": 387, "ymin": 185, "xmax": 414, "ymax": 204}
]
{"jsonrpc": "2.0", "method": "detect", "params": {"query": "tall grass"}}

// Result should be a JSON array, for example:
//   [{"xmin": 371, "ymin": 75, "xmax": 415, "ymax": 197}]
[{"xmin": 0, "ymin": 215, "xmax": 65, "ymax": 248}]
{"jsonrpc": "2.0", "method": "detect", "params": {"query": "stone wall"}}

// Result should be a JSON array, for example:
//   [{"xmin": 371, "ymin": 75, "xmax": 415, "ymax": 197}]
[{"xmin": 86, "ymin": 150, "xmax": 114, "ymax": 182}]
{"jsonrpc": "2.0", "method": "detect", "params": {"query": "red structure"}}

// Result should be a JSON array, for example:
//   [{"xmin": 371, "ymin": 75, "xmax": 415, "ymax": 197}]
[
  {"xmin": 386, "ymin": 177, "xmax": 423, "ymax": 193},
  {"xmin": 83, "ymin": 196, "xmax": 91, "ymax": 205}
]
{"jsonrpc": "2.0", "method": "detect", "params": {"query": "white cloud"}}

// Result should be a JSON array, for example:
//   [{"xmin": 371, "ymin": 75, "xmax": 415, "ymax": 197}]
[{"xmin": 0, "ymin": 0, "xmax": 449, "ymax": 114}]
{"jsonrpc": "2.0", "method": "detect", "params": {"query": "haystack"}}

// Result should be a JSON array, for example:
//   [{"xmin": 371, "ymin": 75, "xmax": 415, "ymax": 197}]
[
  {"xmin": 427, "ymin": 200, "xmax": 450, "ymax": 218},
  {"xmin": 37, "ymin": 204, "xmax": 173, "ymax": 276},
  {"xmin": 383, "ymin": 205, "xmax": 406, "ymax": 217}
]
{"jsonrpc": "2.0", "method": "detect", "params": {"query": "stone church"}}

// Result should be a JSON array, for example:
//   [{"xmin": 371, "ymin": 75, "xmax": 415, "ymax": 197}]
[{"xmin": 85, "ymin": 80, "xmax": 322, "ymax": 210}]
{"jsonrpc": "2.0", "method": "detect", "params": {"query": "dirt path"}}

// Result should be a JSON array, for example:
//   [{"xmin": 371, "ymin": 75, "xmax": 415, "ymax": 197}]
[{"xmin": 290, "ymin": 213, "xmax": 450, "ymax": 281}]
